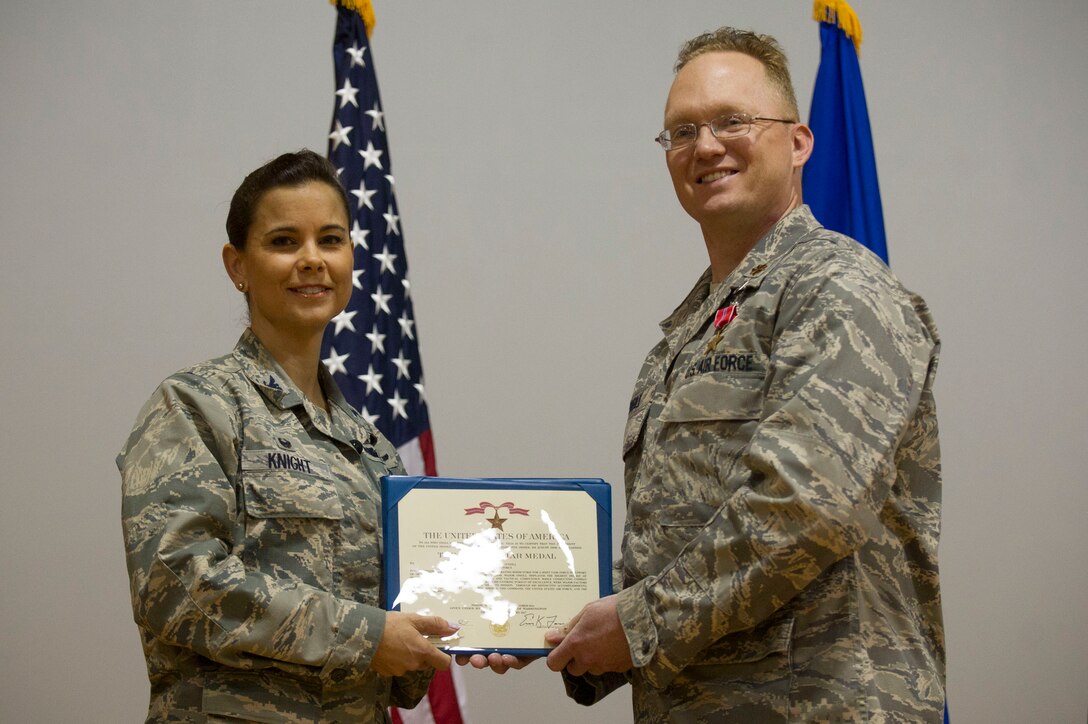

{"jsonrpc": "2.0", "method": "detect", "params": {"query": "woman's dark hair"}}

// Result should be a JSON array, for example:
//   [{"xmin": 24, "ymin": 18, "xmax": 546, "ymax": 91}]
[{"xmin": 225, "ymin": 150, "xmax": 351, "ymax": 249}]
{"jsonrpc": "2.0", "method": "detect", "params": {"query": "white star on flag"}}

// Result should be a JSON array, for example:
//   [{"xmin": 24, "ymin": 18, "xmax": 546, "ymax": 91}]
[
  {"xmin": 329, "ymin": 120, "xmax": 353, "ymax": 151},
  {"xmin": 345, "ymin": 42, "xmax": 366, "ymax": 68},
  {"xmin": 370, "ymin": 286, "xmax": 392, "ymax": 315},
  {"xmin": 365, "ymin": 104, "xmax": 384, "ymax": 131},
  {"xmin": 357, "ymin": 364, "xmax": 384, "ymax": 395},
  {"xmin": 351, "ymin": 181, "xmax": 377, "ymax": 211},
  {"xmin": 352, "ymin": 269, "xmax": 364, "ymax": 289},
  {"xmin": 392, "ymin": 350, "xmax": 412, "ymax": 380},
  {"xmin": 323, "ymin": 347, "xmax": 350, "ymax": 375},
  {"xmin": 335, "ymin": 78, "xmax": 359, "ymax": 108},
  {"xmin": 350, "ymin": 220, "xmax": 369, "ymax": 249},
  {"xmin": 387, "ymin": 390, "xmax": 408, "ymax": 419},
  {"xmin": 365, "ymin": 325, "xmax": 386, "ymax": 354},
  {"xmin": 358, "ymin": 141, "xmax": 384, "ymax": 171},
  {"xmin": 374, "ymin": 246, "xmax": 398, "ymax": 275},
  {"xmin": 398, "ymin": 311, "xmax": 415, "ymax": 340},
  {"xmin": 331, "ymin": 310, "xmax": 357, "ymax": 335},
  {"xmin": 383, "ymin": 211, "xmax": 400, "ymax": 236}
]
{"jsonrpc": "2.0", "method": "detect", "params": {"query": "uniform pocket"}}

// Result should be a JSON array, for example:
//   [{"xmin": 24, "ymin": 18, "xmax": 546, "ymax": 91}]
[
  {"xmin": 624, "ymin": 501, "xmax": 722, "ymax": 578},
  {"xmin": 240, "ymin": 469, "xmax": 344, "ymax": 589},
  {"xmin": 699, "ymin": 614, "xmax": 794, "ymax": 665},
  {"xmin": 201, "ymin": 671, "xmax": 321, "ymax": 723},
  {"xmin": 657, "ymin": 501, "xmax": 719, "ymax": 529},
  {"xmin": 240, "ymin": 449, "xmax": 343, "ymax": 520},
  {"xmin": 659, "ymin": 371, "xmax": 763, "ymax": 423},
  {"xmin": 648, "ymin": 374, "xmax": 764, "ymax": 501},
  {"xmin": 243, "ymin": 471, "xmax": 344, "ymax": 520},
  {"xmin": 679, "ymin": 615, "xmax": 794, "ymax": 717}
]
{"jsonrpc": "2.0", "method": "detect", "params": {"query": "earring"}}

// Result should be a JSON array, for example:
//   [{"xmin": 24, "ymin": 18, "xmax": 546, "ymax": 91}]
[{"xmin": 237, "ymin": 281, "xmax": 246, "ymax": 292}]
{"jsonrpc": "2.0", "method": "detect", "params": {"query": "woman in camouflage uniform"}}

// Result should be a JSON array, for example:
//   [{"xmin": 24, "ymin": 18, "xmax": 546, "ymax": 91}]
[{"xmin": 118, "ymin": 151, "xmax": 455, "ymax": 723}]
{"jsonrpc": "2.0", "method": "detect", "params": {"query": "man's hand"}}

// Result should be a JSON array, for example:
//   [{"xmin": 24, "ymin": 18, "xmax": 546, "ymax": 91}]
[
  {"xmin": 544, "ymin": 595, "xmax": 634, "ymax": 676},
  {"xmin": 371, "ymin": 612, "xmax": 457, "ymax": 677},
  {"xmin": 454, "ymin": 652, "xmax": 537, "ymax": 674}
]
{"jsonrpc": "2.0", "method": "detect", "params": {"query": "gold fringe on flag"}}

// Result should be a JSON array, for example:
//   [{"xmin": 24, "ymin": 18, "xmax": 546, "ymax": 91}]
[
  {"xmin": 813, "ymin": 0, "xmax": 862, "ymax": 53},
  {"xmin": 331, "ymin": 0, "xmax": 376, "ymax": 37}
]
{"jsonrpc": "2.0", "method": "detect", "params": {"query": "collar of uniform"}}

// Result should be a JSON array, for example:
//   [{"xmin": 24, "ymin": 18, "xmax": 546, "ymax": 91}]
[
  {"xmin": 233, "ymin": 330, "xmax": 367, "ymax": 449},
  {"xmin": 725, "ymin": 204, "xmax": 821, "ymax": 289},
  {"xmin": 659, "ymin": 205, "xmax": 819, "ymax": 335},
  {"xmin": 320, "ymin": 362, "xmax": 369, "ymax": 446},
  {"xmin": 659, "ymin": 267, "xmax": 713, "ymax": 335},
  {"xmin": 660, "ymin": 205, "xmax": 821, "ymax": 355},
  {"xmin": 233, "ymin": 328, "xmax": 306, "ymax": 410},
  {"xmin": 320, "ymin": 362, "xmax": 353, "ymax": 416}
]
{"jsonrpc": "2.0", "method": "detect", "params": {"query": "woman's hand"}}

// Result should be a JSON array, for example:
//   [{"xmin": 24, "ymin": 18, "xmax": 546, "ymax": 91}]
[
  {"xmin": 455, "ymin": 652, "xmax": 537, "ymax": 674},
  {"xmin": 371, "ymin": 612, "xmax": 458, "ymax": 677}
]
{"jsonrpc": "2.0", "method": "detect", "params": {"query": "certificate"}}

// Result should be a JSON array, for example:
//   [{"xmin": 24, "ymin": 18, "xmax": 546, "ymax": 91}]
[{"xmin": 381, "ymin": 476, "xmax": 612, "ymax": 655}]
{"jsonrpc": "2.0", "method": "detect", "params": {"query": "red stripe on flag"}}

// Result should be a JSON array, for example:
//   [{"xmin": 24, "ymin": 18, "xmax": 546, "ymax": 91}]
[
  {"xmin": 426, "ymin": 669, "xmax": 464, "ymax": 724},
  {"xmin": 418, "ymin": 429, "xmax": 437, "ymax": 477}
]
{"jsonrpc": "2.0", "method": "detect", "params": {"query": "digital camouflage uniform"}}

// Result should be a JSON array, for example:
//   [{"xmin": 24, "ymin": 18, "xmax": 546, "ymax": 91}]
[
  {"xmin": 565, "ymin": 206, "xmax": 944, "ymax": 722},
  {"xmin": 119, "ymin": 329, "xmax": 430, "ymax": 723}
]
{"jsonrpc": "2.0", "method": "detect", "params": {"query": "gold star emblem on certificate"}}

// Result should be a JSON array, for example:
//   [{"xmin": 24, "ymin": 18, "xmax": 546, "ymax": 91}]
[{"xmin": 487, "ymin": 510, "xmax": 508, "ymax": 530}]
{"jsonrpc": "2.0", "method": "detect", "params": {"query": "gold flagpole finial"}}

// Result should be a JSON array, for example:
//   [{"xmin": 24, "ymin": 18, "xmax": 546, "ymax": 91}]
[
  {"xmin": 331, "ymin": 0, "xmax": 376, "ymax": 37},
  {"xmin": 813, "ymin": 0, "xmax": 863, "ymax": 53}
]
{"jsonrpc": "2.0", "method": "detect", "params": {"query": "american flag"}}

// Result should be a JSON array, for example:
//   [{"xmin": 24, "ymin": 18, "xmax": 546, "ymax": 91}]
[{"xmin": 320, "ymin": 3, "xmax": 467, "ymax": 722}]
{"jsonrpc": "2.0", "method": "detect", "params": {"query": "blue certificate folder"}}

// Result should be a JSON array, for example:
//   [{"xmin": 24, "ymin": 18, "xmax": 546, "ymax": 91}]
[{"xmin": 381, "ymin": 476, "xmax": 612, "ymax": 655}]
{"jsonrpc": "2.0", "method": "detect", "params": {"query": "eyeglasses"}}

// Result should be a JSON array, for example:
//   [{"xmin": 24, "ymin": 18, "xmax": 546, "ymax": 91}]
[{"xmin": 654, "ymin": 112, "xmax": 796, "ymax": 151}]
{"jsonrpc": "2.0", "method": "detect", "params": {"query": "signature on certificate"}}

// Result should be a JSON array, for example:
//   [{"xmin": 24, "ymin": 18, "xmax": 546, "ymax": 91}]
[{"xmin": 519, "ymin": 613, "xmax": 564, "ymax": 629}]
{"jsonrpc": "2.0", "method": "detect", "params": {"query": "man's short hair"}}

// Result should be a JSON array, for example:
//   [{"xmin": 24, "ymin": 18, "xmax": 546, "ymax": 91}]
[{"xmin": 675, "ymin": 27, "xmax": 799, "ymax": 119}]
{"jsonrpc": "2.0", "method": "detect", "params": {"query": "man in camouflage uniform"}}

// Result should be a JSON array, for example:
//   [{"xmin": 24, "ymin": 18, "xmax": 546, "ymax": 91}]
[
  {"xmin": 546, "ymin": 27, "xmax": 945, "ymax": 722},
  {"xmin": 119, "ymin": 329, "xmax": 438, "ymax": 722}
]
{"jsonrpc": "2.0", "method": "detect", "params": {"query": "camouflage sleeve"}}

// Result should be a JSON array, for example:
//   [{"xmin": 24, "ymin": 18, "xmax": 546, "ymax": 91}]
[
  {"xmin": 618, "ymin": 255, "xmax": 937, "ymax": 689},
  {"xmin": 557, "ymin": 560, "xmax": 630, "ymax": 705},
  {"xmin": 560, "ymin": 671, "xmax": 629, "ymax": 706},
  {"xmin": 369, "ymin": 436, "xmax": 433, "ymax": 705},
  {"xmin": 119, "ymin": 380, "xmax": 386, "ymax": 684},
  {"xmin": 389, "ymin": 670, "xmax": 433, "ymax": 708}
]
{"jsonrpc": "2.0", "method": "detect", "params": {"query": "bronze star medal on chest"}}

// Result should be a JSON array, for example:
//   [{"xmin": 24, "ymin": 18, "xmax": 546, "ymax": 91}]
[{"xmin": 705, "ymin": 303, "xmax": 739, "ymax": 353}]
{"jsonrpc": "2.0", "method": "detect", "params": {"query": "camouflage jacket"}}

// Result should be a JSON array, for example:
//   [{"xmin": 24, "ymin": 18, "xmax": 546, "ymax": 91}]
[
  {"xmin": 566, "ymin": 207, "xmax": 945, "ymax": 722},
  {"xmin": 118, "ymin": 329, "xmax": 430, "ymax": 723}
]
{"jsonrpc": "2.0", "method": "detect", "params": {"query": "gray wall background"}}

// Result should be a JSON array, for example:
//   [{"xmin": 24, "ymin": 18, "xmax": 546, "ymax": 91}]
[{"xmin": 2, "ymin": 1, "xmax": 1086, "ymax": 722}]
